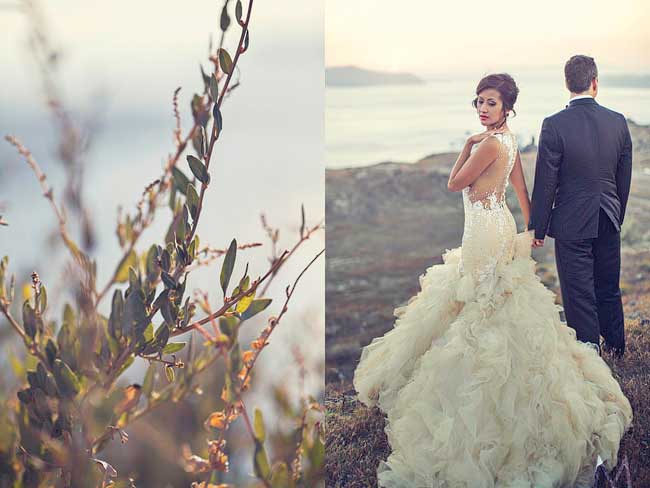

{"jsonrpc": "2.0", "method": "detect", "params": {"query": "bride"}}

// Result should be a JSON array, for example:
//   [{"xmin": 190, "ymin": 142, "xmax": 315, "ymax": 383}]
[{"xmin": 352, "ymin": 73, "xmax": 633, "ymax": 487}]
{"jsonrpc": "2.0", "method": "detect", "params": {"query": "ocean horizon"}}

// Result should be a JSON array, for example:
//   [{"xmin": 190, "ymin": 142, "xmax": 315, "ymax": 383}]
[{"xmin": 326, "ymin": 71, "xmax": 650, "ymax": 169}]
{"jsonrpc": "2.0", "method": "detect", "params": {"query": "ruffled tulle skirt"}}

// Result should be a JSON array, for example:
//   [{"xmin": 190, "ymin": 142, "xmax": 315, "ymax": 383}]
[{"xmin": 352, "ymin": 232, "xmax": 633, "ymax": 488}]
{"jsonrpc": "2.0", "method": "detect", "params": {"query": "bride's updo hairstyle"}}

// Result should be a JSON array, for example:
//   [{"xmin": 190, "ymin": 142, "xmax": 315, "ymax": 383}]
[{"xmin": 472, "ymin": 73, "xmax": 519, "ymax": 119}]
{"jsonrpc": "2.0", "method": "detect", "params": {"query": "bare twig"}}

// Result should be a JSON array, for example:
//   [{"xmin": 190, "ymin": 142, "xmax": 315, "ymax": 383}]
[
  {"xmin": 259, "ymin": 216, "xmax": 324, "ymax": 297},
  {"xmin": 238, "ymin": 248, "xmax": 324, "ymax": 389},
  {"xmin": 4, "ymin": 135, "xmax": 83, "ymax": 264}
]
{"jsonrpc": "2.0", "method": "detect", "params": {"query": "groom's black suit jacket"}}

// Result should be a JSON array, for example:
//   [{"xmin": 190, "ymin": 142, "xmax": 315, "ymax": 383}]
[{"xmin": 528, "ymin": 97, "xmax": 633, "ymax": 241}]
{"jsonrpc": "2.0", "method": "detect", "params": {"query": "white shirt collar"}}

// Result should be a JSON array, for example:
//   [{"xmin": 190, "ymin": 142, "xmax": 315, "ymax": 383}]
[{"xmin": 569, "ymin": 94, "xmax": 593, "ymax": 103}]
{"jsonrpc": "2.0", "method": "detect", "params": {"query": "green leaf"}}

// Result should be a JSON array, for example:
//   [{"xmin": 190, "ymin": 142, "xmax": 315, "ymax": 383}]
[
  {"xmin": 186, "ymin": 155, "xmax": 209, "ymax": 184},
  {"xmin": 218, "ymin": 48, "xmax": 233, "ymax": 75},
  {"xmin": 142, "ymin": 363, "xmax": 155, "ymax": 402},
  {"xmin": 22, "ymin": 300, "xmax": 37, "ymax": 339},
  {"xmin": 186, "ymin": 183, "xmax": 199, "ymax": 221},
  {"xmin": 270, "ymin": 462, "xmax": 291, "ymax": 488},
  {"xmin": 228, "ymin": 343, "xmax": 242, "ymax": 380},
  {"xmin": 168, "ymin": 184, "xmax": 177, "ymax": 211},
  {"xmin": 153, "ymin": 322, "xmax": 170, "ymax": 348},
  {"xmin": 39, "ymin": 285, "xmax": 47, "ymax": 315},
  {"xmin": 160, "ymin": 299, "xmax": 177, "ymax": 328},
  {"xmin": 145, "ymin": 245, "xmax": 160, "ymax": 282},
  {"xmin": 218, "ymin": 316, "xmax": 239, "ymax": 344},
  {"xmin": 160, "ymin": 249, "xmax": 171, "ymax": 272},
  {"xmin": 235, "ymin": 291, "xmax": 255, "ymax": 315},
  {"xmin": 253, "ymin": 407, "xmax": 266, "ymax": 442},
  {"xmin": 45, "ymin": 339, "xmax": 58, "ymax": 367},
  {"xmin": 236, "ymin": 0, "xmax": 243, "ymax": 22},
  {"xmin": 161, "ymin": 271, "xmax": 177, "ymax": 290},
  {"xmin": 57, "ymin": 304, "xmax": 79, "ymax": 370},
  {"xmin": 188, "ymin": 236, "xmax": 198, "ymax": 261},
  {"xmin": 165, "ymin": 365, "xmax": 175, "ymax": 383},
  {"xmin": 240, "ymin": 298, "xmax": 272, "ymax": 321},
  {"xmin": 108, "ymin": 289, "xmax": 124, "ymax": 340},
  {"xmin": 238, "ymin": 274, "xmax": 250, "ymax": 292},
  {"xmin": 174, "ymin": 205, "xmax": 188, "ymax": 242},
  {"xmin": 253, "ymin": 443, "xmax": 271, "ymax": 481},
  {"xmin": 115, "ymin": 249, "xmax": 137, "ymax": 283},
  {"xmin": 209, "ymin": 73, "xmax": 219, "ymax": 103},
  {"xmin": 220, "ymin": 4, "xmax": 230, "ymax": 31},
  {"xmin": 143, "ymin": 322, "xmax": 154, "ymax": 342},
  {"xmin": 213, "ymin": 103, "xmax": 223, "ymax": 139},
  {"xmin": 162, "ymin": 342, "xmax": 186, "ymax": 354},
  {"xmin": 199, "ymin": 63, "xmax": 210, "ymax": 91},
  {"xmin": 36, "ymin": 362, "xmax": 47, "ymax": 388},
  {"xmin": 53, "ymin": 359, "xmax": 80, "ymax": 398},
  {"xmin": 192, "ymin": 125, "xmax": 206, "ymax": 158},
  {"xmin": 128, "ymin": 266, "xmax": 139, "ymax": 289},
  {"xmin": 243, "ymin": 29, "xmax": 249, "ymax": 51},
  {"xmin": 172, "ymin": 166, "xmax": 191, "ymax": 196},
  {"xmin": 220, "ymin": 239, "xmax": 237, "ymax": 296},
  {"xmin": 122, "ymin": 288, "xmax": 147, "ymax": 340}
]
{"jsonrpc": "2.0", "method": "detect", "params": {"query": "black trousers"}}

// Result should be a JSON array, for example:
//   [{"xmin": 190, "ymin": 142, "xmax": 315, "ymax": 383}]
[{"xmin": 554, "ymin": 208, "xmax": 625, "ymax": 350}]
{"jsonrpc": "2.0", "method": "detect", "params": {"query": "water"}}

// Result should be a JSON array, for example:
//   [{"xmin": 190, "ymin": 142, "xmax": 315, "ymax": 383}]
[{"xmin": 326, "ymin": 72, "xmax": 650, "ymax": 168}]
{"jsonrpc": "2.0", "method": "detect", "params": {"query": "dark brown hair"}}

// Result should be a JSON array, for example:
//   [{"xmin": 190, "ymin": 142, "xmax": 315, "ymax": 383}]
[
  {"xmin": 472, "ymin": 73, "xmax": 519, "ymax": 118},
  {"xmin": 564, "ymin": 55, "xmax": 597, "ymax": 93}
]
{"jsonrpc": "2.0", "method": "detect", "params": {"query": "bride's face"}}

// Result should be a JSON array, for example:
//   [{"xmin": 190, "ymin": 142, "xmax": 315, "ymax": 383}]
[{"xmin": 475, "ymin": 88, "xmax": 505, "ymax": 127}]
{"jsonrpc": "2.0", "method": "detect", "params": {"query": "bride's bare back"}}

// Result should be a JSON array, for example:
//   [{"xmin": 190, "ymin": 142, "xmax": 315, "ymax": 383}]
[
  {"xmin": 466, "ymin": 131, "xmax": 518, "ymax": 208},
  {"xmin": 460, "ymin": 132, "xmax": 519, "ymax": 284}
]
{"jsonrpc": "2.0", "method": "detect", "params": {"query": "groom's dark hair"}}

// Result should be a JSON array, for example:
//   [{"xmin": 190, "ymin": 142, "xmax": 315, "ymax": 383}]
[{"xmin": 564, "ymin": 55, "xmax": 598, "ymax": 93}]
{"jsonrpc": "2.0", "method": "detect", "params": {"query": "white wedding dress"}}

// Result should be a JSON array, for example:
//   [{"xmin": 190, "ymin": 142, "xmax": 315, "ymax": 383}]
[{"xmin": 352, "ymin": 132, "xmax": 633, "ymax": 488}]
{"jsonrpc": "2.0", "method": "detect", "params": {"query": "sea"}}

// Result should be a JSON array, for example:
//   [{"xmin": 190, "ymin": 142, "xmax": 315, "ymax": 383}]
[{"xmin": 326, "ymin": 71, "xmax": 650, "ymax": 168}]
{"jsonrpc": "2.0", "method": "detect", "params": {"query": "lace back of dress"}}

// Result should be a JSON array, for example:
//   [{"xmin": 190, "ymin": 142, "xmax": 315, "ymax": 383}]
[
  {"xmin": 459, "ymin": 132, "xmax": 519, "ymax": 285},
  {"xmin": 465, "ymin": 132, "xmax": 518, "ymax": 210}
]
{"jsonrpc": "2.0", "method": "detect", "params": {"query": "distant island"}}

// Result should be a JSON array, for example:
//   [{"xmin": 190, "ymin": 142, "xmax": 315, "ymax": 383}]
[{"xmin": 326, "ymin": 65, "xmax": 424, "ymax": 87}]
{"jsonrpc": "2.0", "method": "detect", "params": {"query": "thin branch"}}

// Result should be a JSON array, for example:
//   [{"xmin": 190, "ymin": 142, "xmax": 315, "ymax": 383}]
[
  {"xmin": 238, "ymin": 248, "xmax": 324, "ymax": 389},
  {"xmin": 4, "ymin": 135, "xmax": 84, "ymax": 265},
  {"xmin": 259, "ymin": 217, "xmax": 324, "ymax": 297},
  {"xmin": 172, "ymin": 248, "xmax": 289, "ymax": 337},
  {"xmin": 179, "ymin": 0, "xmax": 254, "ymax": 267},
  {"xmin": 0, "ymin": 303, "xmax": 27, "ymax": 341}
]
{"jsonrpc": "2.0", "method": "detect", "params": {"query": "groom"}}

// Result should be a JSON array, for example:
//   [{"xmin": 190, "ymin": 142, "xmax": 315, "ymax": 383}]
[{"xmin": 528, "ymin": 54, "xmax": 633, "ymax": 359}]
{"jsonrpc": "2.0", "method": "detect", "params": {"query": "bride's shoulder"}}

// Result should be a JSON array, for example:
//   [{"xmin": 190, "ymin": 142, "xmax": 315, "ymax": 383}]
[{"xmin": 493, "ymin": 131, "xmax": 518, "ymax": 150}]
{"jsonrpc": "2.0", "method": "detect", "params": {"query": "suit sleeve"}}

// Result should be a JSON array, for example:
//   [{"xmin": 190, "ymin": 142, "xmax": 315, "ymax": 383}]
[
  {"xmin": 528, "ymin": 117, "xmax": 562, "ymax": 240},
  {"xmin": 616, "ymin": 116, "xmax": 633, "ymax": 226}
]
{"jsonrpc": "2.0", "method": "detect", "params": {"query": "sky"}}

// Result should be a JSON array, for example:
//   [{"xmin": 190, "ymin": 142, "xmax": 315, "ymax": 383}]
[{"xmin": 325, "ymin": 0, "xmax": 650, "ymax": 76}]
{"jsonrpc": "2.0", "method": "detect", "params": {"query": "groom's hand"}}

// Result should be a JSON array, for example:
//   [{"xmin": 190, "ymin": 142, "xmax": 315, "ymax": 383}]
[{"xmin": 532, "ymin": 238, "xmax": 545, "ymax": 248}]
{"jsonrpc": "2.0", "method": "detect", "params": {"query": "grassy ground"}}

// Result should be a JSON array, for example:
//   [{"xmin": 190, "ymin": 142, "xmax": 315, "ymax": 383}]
[{"xmin": 325, "ymin": 251, "xmax": 650, "ymax": 487}]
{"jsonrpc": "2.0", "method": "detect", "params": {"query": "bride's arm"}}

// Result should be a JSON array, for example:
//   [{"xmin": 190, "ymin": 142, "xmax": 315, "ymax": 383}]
[
  {"xmin": 447, "ymin": 137, "xmax": 499, "ymax": 192},
  {"xmin": 509, "ymin": 149, "xmax": 531, "ymax": 228},
  {"xmin": 448, "ymin": 140, "xmax": 474, "ymax": 187}
]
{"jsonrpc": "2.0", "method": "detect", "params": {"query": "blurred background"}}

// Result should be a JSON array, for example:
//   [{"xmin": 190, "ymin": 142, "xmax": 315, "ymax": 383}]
[{"xmin": 1, "ymin": 0, "xmax": 324, "ymax": 485}]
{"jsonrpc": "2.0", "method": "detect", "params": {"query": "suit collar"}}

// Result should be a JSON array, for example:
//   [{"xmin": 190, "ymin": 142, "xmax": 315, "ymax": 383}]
[{"xmin": 567, "ymin": 97, "xmax": 598, "ymax": 107}]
